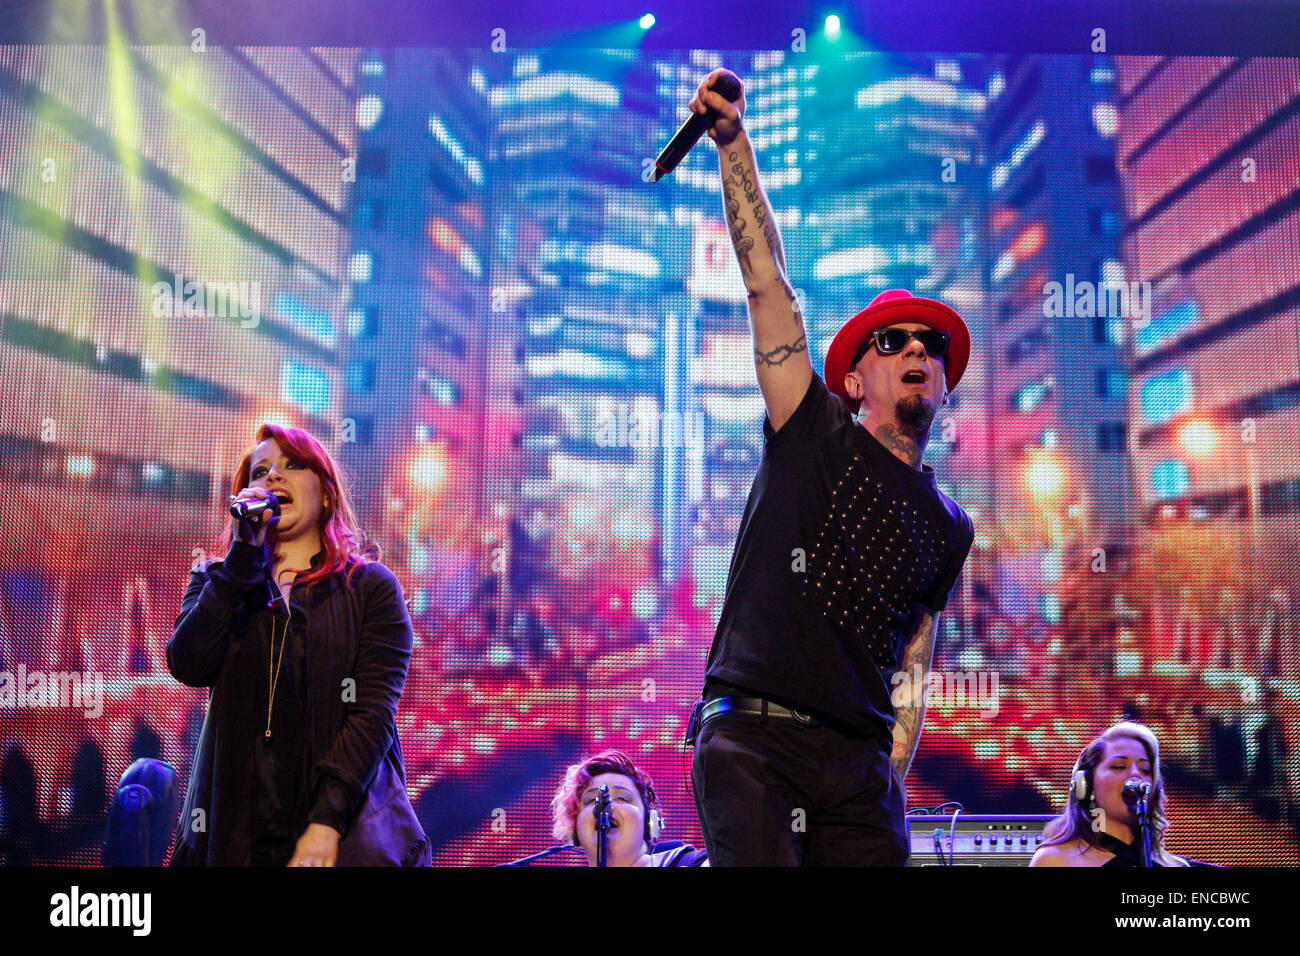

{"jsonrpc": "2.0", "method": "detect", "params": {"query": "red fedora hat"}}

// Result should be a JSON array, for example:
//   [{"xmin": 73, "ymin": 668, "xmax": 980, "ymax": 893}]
[{"xmin": 824, "ymin": 288, "xmax": 970, "ymax": 409}]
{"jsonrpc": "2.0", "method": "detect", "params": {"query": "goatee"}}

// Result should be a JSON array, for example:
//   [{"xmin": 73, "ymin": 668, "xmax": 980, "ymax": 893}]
[{"xmin": 894, "ymin": 395, "xmax": 938, "ymax": 440}]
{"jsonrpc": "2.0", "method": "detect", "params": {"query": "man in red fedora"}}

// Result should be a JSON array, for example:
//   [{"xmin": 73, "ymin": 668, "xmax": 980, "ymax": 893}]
[{"xmin": 685, "ymin": 69, "xmax": 975, "ymax": 865}]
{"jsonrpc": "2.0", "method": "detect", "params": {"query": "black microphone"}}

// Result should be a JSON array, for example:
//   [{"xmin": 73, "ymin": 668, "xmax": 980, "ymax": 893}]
[
  {"xmin": 594, "ymin": 784, "xmax": 612, "ymax": 829},
  {"xmin": 1122, "ymin": 779, "xmax": 1151, "ymax": 805},
  {"xmin": 594, "ymin": 783, "xmax": 612, "ymax": 867},
  {"xmin": 1123, "ymin": 778, "xmax": 1155, "ymax": 867},
  {"xmin": 230, "ymin": 492, "xmax": 282, "ymax": 520},
  {"xmin": 651, "ymin": 71, "xmax": 743, "ymax": 182}
]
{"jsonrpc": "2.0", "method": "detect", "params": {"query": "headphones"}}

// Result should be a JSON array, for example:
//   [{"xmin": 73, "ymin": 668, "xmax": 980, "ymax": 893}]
[
  {"xmin": 1071, "ymin": 729, "xmax": 1160, "ymax": 810},
  {"xmin": 1070, "ymin": 751, "xmax": 1093, "ymax": 807},
  {"xmin": 647, "ymin": 805, "xmax": 664, "ymax": 844}
]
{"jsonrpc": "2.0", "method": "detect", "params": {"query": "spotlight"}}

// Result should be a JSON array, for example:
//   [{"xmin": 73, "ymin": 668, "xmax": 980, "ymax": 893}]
[
  {"xmin": 640, "ymin": 13, "xmax": 655, "ymax": 29},
  {"xmin": 825, "ymin": 14, "xmax": 841, "ymax": 40}
]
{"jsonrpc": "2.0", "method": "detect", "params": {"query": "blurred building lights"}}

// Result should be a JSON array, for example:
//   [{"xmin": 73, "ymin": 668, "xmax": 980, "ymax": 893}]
[
  {"xmin": 1092, "ymin": 101, "xmax": 1119, "ymax": 137},
  {"xmin": 1023, "ymin": 449, "xmax": 1064, "ymax": 498},
  {"xmin": 65, "ymin": 455, "xmax": 95, "ymax": 478},
  {"xmin": 348, "ymin": 251, "xmax": 373, "ymax": 283},
  {"xmin": 625, "ymin": 330, "xmax": 655, "ymax": 358},
  {"xmin": 1178, "ymin": 418, "xmax": 1219, "ymax": 457},
  {"xmin": 356, "ymin": 94, "xmax": 383, "ymax": 130},
  {"xmin": 1041, "ymin": 549, "xmax": 1063, "ymax": 582},
  {"xmin": 261, "ymin": 409, "xmax": 296, "ymax": 430},
  {"xmin": 1011, "ymin": 222, "xmax": 1045, "ymax": 262},
  {"xmin": 408, "ymin": 446, "xmax": 449, "ymax": 490},
  {"xmin": 1151, "ymin": 459, "xmax": 1190, "ymax": 500}
]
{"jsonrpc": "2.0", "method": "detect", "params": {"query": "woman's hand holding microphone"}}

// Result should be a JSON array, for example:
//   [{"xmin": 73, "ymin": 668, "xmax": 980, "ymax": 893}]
[{"xmin": 229, "ymin": 487, "xmax": 280, "ymax": 549}]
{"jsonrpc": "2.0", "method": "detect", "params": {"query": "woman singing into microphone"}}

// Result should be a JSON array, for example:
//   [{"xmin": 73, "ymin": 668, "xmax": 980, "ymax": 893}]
[
  {"xmin": 1030, "ymin": 720, "xmax": 1189, "ymax": 867},
  {"xmin": 167, "ymin": 423, "xmax": 429, "ymax": 866},
  {"xmin": 550, "ymin": 750, "xmax": 709, "ymax": 866}
]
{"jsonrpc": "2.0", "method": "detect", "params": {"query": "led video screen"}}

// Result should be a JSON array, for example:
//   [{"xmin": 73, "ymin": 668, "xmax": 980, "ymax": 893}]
[{"xmin": 0, "ymin": 43, "xmax": 1297, "ymax": 866}]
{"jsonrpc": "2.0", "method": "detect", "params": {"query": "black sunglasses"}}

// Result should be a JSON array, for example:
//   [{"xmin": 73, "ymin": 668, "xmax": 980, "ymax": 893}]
[{"xmin": 853, "ymin": 327, "xmax": 950, "ymax": 366}]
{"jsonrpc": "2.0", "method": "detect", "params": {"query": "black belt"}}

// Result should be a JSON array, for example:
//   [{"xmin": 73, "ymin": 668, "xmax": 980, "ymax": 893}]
[
  {"xmin": 701, "ymin": 696, "xmax": 823, "ymax": 727},
  {"xmin": 686, "ymin": 695, "xmax": 886, "ymax": 749}
]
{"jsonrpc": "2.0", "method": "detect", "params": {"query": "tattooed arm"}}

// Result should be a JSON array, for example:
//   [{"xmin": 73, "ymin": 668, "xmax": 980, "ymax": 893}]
[
  {"xmin": 891, "ymin": 607, "xmax": 940, "ymax": 781},
  {"xmin": 690, "ymin": 70, "xmax": 812, "ymax": 431}
]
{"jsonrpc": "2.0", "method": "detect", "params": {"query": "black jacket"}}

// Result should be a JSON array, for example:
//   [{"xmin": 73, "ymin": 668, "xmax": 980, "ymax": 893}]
[{"xmin": 167, "ymin": 540, "xmax": 430, "ymax": 865}]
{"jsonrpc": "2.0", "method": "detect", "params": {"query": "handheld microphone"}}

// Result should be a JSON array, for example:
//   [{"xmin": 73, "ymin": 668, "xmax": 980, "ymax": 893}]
[
  {"xmin": 651, "ymin": 71, "xmax": 743, "ymax": 182},
  {"xmin": 230, "ymin": 492, "xmax": 282, "ymax": 520},
  {"xmin": 1121, "ymin": 779, "xmax": 1151, "ymax": 805}
]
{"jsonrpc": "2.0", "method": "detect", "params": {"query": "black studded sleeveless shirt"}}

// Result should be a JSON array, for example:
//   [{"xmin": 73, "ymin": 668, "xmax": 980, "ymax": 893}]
[{"xmin": 704, "ymin": 375, "xmax": 974, "ymax": 742}]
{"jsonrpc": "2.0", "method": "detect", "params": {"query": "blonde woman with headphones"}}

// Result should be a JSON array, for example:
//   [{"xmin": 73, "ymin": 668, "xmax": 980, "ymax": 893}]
[{"xmin": 1031, "ymin": 721, "xmax": 1190, "ymax": 867}]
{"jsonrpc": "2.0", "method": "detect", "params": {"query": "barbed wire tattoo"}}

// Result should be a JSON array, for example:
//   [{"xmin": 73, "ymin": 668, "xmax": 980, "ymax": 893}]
[{"xmin": 754, "ymin": 334, "xmax": 808, "ymax": 367}]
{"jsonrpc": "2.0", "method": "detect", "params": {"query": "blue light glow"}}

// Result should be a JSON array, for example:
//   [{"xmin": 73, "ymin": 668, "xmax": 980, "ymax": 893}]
[
  {"xmin": 280, "ymin": 358, "xmax": 332, "ymax": 414},
  {"xmin": 1151, "ymin": 459, "xmax": 1191, "ymax": 499},
  {"xmin": 1139, "ymin": 368, "xmax": 1192, "ymax": 424}
]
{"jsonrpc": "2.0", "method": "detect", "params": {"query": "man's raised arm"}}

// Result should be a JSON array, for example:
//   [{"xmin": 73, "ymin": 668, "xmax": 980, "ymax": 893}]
[{"xmin": 691, "ymin": 70, "xmax": 813, "ymax": 432}]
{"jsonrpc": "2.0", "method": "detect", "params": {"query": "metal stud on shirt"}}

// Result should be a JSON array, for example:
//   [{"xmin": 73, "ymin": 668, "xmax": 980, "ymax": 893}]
[{"xmin": 804, "ymin": 451, "xmax": 950, "ymax": 668}]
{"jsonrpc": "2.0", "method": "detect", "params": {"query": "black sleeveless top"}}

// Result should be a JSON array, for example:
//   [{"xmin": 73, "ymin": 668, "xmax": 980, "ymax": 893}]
[{"xmin": 1096, "ymin": 832, "xmax": 1164, "ymax": 867}]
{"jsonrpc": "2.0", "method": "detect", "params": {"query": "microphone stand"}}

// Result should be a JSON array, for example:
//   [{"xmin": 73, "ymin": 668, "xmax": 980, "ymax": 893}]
[
  {"xmin": 496, "ymin": 844, "xmax": 584, "ymax": 867},
  {"xmin": 1133, "ymin": 794, "xmax": 1154, "ymax": 868},
  {"xmin": 595, "ymin": 784, "xmax": 612, "ymax": 868}
]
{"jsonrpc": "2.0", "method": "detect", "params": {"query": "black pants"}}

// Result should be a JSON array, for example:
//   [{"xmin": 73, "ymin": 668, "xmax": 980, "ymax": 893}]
[{"xmin": 692, "ymin": 711, "xmax": 909, "ymax": 866}]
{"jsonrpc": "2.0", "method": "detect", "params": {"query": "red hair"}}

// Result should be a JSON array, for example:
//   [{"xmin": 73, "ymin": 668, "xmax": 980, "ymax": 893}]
[{"xmin": 220, "ymin": 423, "xmax": 376, "ymax": 589}]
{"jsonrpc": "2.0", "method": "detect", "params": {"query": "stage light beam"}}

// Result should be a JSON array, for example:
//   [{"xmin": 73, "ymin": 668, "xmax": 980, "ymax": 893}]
[
  {"xmin": 639, "ymin": 13, "xmax": 655, "ymax": 29},
  {"xmin": 825, "ymin": 15, "xmax": 842, "ymax": 41}
]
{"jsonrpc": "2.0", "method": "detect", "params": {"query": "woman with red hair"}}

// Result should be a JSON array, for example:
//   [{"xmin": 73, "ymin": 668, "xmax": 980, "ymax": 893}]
[
  {"xmin": 551, "ymin": 750, "xmax": 708, "ymax": 867},
  {"xmin": 167, "ymin": 424, "xmax": 428, "ymax": 866}
]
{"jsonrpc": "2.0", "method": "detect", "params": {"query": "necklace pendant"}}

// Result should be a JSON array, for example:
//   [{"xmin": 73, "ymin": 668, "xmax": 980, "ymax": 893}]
[{"xmin": 264, "ymin": 729, "xmax": 272, "ymax": 741}]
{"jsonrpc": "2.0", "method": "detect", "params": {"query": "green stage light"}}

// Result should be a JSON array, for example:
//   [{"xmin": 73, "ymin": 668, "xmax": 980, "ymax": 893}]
[
  {"xmin": 640, "ymin": 13, "xmax": 655, "ymax": 29},
  {"xmin": 825, "ymin": 14, "xmax": 841, "ymax": 40}
]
